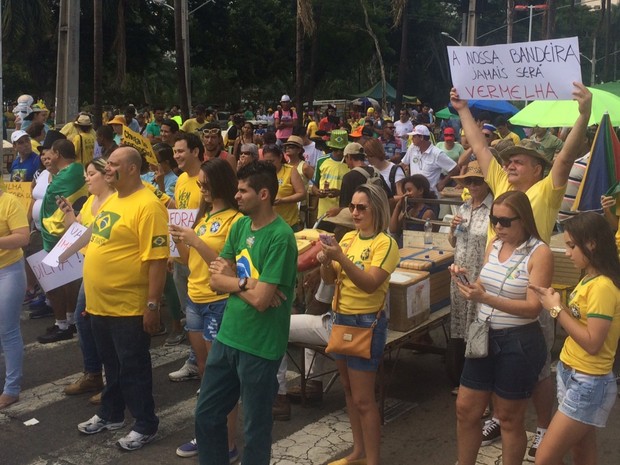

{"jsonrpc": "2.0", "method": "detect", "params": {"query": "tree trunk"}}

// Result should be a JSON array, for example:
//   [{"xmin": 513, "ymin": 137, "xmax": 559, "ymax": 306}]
[
  {"xmin": 603, "ymin": 0, "xmax": 611, "ymax": 81},
  {"xmin": 394, "ymin": 0, "xmax": 408, "ymax": 116},
  {"xmin": 93, "ymin": 0, "xmax": 103, "ymax": 129},
  {"xmin": 307, "ymin": 0, "xmax": 322, "ymax": 112},
  {"xmin": 506, "ymin": 0, "xmax": 514, "ymax": 44},
  {"xmin": 112, "ymin": 0, "xmax": 127, "ymax": 88},
  {"xmin": 545, "ymin": 0, "xmax": 556, "ymax": 40},
  {"xmin": 295, "ymin": 1, "xmax": 304, "ymax": 118},
  {"xmin": 360, "ymin": 0, "xmax": 387, "ymax": 112},
  {"xmin": 174, "ymin": 0, "xmax": 189, "ymax": 120}
]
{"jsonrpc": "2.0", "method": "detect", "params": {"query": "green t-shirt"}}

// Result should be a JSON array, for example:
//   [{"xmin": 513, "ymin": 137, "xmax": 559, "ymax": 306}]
[
  {"xmin": 146, "ymin": 121, "xmax": 161, "ymax": 138},
  {"xmin": 217, "ymin": 215, "xmax": 298, "ymax": 360}
]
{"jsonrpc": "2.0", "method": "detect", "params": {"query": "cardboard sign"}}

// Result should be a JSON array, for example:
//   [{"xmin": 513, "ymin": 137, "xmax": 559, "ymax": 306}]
[
  {"xmin": 5, "ymin": 181, "xmax": 33, "ymax": 212},
  {"xmin": 168, "ymin": 209, "xmax": 198, "ymax": 258},
  {"xmin": 121, "ymin": 126, "xmax": 158, "ymax": 166},
  {"xmin": 448, "ymin": 37, "xmax": 581, "ymax": 100},
  {"xmin": 42, "ymin": 222, "xmax": 88, "ymax": 267},
  {"xmin": 27, "ymin": 249, "xmax": 83, "ymax": 292}
]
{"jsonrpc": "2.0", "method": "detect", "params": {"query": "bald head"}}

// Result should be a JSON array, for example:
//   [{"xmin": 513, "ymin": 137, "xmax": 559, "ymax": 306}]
[
  {"xmin": 115, "ymin": 146, "xmax": 143, "ymax": 171},
  {"xmin": 106, "ymin": 146, "xmax": 143, "ymax": 195}
]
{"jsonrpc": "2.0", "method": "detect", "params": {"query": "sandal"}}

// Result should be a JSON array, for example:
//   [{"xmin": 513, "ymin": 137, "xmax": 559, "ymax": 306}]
[{"xmin": 0, "ymin": 394, "xmax": 19, "ymax": 410}]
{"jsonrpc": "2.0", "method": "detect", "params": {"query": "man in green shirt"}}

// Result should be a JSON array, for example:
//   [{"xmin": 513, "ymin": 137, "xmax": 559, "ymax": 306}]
[{"xmin": 195, "ymin": 161, "xmax": 298, "ymax": 465}]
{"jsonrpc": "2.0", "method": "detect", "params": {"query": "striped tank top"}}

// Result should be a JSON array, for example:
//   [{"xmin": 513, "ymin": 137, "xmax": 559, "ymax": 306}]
[{"xmin": 478, "ymin": 236, "xmax": 543, "ymax": 329}]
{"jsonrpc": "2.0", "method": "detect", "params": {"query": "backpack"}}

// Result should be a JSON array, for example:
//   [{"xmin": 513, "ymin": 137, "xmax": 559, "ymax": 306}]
[
  {"xmin": 353, "ymin": 166, "xmax": 383, "ymax": 187},
  {"xmin": 387, "ymin": 164, "xmax": 405, "ymax": 196}
]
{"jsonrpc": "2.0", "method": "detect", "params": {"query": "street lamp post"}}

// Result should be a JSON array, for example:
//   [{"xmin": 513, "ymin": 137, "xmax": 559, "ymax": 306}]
[
  {"xmin": 441, "ymin": 32, "xmax": 461, "ymax": 47},
  {"xmin": 514, "ymin": 3, "xmax": 548, "ymax": 42}
]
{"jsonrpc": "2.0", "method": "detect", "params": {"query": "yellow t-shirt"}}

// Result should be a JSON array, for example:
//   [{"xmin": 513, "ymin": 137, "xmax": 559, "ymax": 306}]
[
  {"xmin": 0, "ymin": 192, "xmax": 28, "ymax": 268},
  {"xmin": 307, "ymin": 121, "xmax": 318, "ymax": 139},
  {"xmin": 84, "ymin": 188, "xmax": 170, "ymax": 317},
  {"xmin": 560, "ymin": 275, "xmax": 620, "ymax": 374},
  {"xmin": 314, "ymin": 156, "xmax": 350, "ymax": 217},
  {"xmin": 275, "ymin": 164, "xmax": 299, "ymax": 227},
  {"xmin": 485, "ymin": 158, "xmax": 564, "ymax": 244},
  {"xmin": 174, "ymin": 173, "xmax": 201, "ymax": 209},
  {"xmin": 72, "ymin": 131, "xmax": 96, "ymax": 166},
  {"xmin": 188, "ymin": 208, "xmax": 243, "ymax": 302},
  {"xmin": 333, "ymin": 231, "xmax": 399, "ymax": 315},
  {"xmin": 180, "ymin": 118, "xmax": 206, "ymax": 134},
  {"xmin": 143, "ymin": 180, "xmax": 171, "ymax": 207},
  {"xmin": 78, "ymin": 193, "xmax": 113, "ymax": 255}
]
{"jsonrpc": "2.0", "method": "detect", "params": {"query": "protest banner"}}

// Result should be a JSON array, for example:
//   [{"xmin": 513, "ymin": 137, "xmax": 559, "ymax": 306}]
[
  {"xmin": 5, "ymin": 181, "xmax": 33, "ymax": 212},
  {"xmin": 121, "ymin": 125, "xmax": 159, "ymax": 166},
  {"xmin": 168, "ymin": 209, "xmax": 199, "ymax": 258},
  {"xmin": 27, "ymin": 249, "xmax": 83, "ymax": 292},
  {"xmin": 448, "ymin": 37, "xmax": 581, "ymax": 101},
  {"xmin": 43, "ymin": 222, "xmax": 88, "ymax": 267}
]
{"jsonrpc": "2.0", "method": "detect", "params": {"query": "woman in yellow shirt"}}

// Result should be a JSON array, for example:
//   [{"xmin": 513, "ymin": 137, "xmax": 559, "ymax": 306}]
[
  {"xmin": 318, "ymin": 183, "xmax": 399, "ymax": 465},
  {"xmin": 169, "ymin": 158, "xmax": 242, "ymax": 460},
  {"xmin": 0, "ymin": 189, "xmax": 30, "ymax": 409},
  {"xmin": 262, "ymin": 144, "xmax": 306, "ymax": 231},
  {"xmin": 530, "ymin": 212, "xmax": 620, "ymax": 465}
]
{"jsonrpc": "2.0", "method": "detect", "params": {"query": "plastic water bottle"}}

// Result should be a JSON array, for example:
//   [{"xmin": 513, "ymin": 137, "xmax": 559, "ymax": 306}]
[
  {"xmin": 424, "ymin": 219, "xmax": 433, "ymax": 247},
  {"xmin": 454, "ymin": 218, "xmax": 468, "ymax": 236}
]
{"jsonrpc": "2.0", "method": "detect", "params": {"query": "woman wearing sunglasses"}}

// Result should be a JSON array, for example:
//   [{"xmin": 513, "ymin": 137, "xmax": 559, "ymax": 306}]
[
  {"xmin": 317, "ymin": 183, "xmax": 399, "ymax": 465},
  {"xmin": 529, "ymin": 212, "xmax": 620, "ymax": 465},
  {"xmin": 450, "ymin": 190, "xmax": 553, "ymax": 465},
  {"xmin": 262, "ymin": 144, "xmax": 306, "ymax": 231},
  {"xmin": 446, "ymin": 161, "xmax": 493, "ymax": 394}
]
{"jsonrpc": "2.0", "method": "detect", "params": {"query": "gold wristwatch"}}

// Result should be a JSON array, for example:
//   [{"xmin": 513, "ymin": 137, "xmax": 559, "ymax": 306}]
[{"xmin": 548, "ymin": 305, "xmax": 563, "ymax": 318}]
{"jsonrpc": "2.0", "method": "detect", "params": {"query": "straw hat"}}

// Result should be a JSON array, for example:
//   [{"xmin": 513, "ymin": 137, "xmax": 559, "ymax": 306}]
[{"xmin": 452, "ymin": 161, "xmax": 485, "ymax": 181}]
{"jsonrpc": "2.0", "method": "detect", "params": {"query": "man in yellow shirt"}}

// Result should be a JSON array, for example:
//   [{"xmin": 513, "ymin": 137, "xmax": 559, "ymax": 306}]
[
  {"xmin": 451, "ymin": 83, "xmax": 592, "ymax": 462},
  {"xmin": 180, "ymin": 104, "xmax": 208, "ymax": 134},
  {"xmin": 77, "ymin": 147, "xmax": 168, "ymax": 451}
]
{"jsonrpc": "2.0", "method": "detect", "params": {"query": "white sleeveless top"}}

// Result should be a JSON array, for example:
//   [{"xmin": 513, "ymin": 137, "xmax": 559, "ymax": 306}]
[{"xmin": 478, "ymin": 236, "xmax": 543, "ymax": 329}]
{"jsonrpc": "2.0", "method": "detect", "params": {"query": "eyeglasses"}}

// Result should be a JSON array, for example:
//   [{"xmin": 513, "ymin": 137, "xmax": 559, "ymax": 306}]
[
  {"xmin": 489, "ymin": 215, "xmax": 520, "ymax": 227},
  {"xmin": 202, "ymin": 128, "xmax": 220, "ymax": 136},
  {"xmin": 196, "ymin": 180, "xmax": 209, "ymax": 191},
  {"xmin": 348, "ymin": 203, "xmax": 369, "ymax": 213},
  {"xmin": 462, "ymin": 177, "xmax": 484, "ymax": 186}
]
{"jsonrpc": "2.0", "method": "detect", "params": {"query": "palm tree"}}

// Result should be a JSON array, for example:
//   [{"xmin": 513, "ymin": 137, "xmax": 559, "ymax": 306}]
[{"xmin": 296, "ymin": 0, "xmax": 315, "ymax": 114}]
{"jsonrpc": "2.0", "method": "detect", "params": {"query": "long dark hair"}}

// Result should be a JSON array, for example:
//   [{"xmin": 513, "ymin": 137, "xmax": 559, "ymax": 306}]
[
  {"xmin": 563, "ymin": 212, "xmax": 620, "ymax": 289},
  {"xmin": 401, "ymin": 175, "xmax": 437, "ymax": 200},
  {"xmin": 192, "ymin": 158, "xmax": 238, "ymax": 228},
  {"xmin": 492, "ymin": 191, "xmax": 541, "ymax": 242}
]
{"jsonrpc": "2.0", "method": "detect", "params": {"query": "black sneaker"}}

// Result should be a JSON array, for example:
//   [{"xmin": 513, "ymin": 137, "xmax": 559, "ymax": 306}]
[
  {"xmin": 37, "ymin": 326, "xmax": 74, "ymax": 344},
  {"xmin": 46, "ymin": 324, "xmax": 77, "ymax": 334},
  {"xmin": 481, "ymin": 419, "xmax": 501, "ymax": 446},
  {"xmin": 29, "ymin": 305, "xmax": 54, "ymax": 319}
]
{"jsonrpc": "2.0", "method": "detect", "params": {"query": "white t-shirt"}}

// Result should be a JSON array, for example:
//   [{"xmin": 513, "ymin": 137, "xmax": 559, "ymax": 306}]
[
  {"xmin": 303, "ymin": 141, "xmax": 323, "ymax": 168},
  {"xmin": 402, "ymin": 143, "xmax": 456, "ymax": 194},
  {"xmin": 32, "ymin": 169, "xmax": 52, "ymax": 231},
  {"xmin": 394, "ymin": 119, "xmax": 414, "ymax": 152}
]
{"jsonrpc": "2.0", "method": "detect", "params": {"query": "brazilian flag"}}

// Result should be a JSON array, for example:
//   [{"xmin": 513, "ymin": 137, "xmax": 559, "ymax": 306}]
[{"xmin": 41, "ymin": 162, "xmax": 89, "ymax": 251}]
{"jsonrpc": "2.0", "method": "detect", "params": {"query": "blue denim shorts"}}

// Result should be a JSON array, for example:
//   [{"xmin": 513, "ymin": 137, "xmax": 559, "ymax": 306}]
[
  {"xmin": 185, "ymin": 298, "xmax": 227, "ymax": 341},
  {"xmin": 556, "ymin": 360, "xmax": 617, "ymax": 427},
  {"xmin": 460, "ymin": 321, "xmax": 546, "ymax": 400},
  {"xmin": 331, "ymin": 311, "xmax": 387, "ymax": 372}
]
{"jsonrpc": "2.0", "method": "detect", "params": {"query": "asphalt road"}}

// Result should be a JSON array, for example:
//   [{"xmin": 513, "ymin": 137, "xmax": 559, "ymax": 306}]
[{"xmin": 2, "ymin": 305, "xmax": 620, "ymax": 465}]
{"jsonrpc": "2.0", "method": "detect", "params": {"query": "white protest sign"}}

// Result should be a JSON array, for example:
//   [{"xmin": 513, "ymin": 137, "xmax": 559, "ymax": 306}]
[
  {"xmin": 448, "ymin": 37, "xmax": 581, "ymax": 101},
  {"xmin": 42, "ymin": 222, "xmax": 88, "ymax": 267},
  {"xmin": 168, "ymin": 209, "xmax": 198, "ymax": 258},
  {"xmin": 27, "ymin": 250, "xmax": 83, "ymax": 292}
]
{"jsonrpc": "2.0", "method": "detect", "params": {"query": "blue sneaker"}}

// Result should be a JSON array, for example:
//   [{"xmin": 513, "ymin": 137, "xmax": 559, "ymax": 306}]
[{"xmin": 176, "ymin": 438, "xmax": 198, "ymax": 458}]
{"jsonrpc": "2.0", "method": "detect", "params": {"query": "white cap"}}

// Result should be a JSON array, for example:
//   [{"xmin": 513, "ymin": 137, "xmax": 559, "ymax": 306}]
[
  {"xmin": 407, "ymin": 125, "xmax": 431, "ymax": 137},
  {"xmin": 280, "ymin": 94, "xmax": 291, "ymax": 102},
  {"xmin": 11, "ymin": 130, "xmax": 29, "ymax": 144}
]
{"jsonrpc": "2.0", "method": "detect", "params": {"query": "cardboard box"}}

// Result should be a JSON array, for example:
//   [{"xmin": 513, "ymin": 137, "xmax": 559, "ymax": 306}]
[
  {"xmin": 398, "ymin": 247, "xmax": 453, "ymax": 311},
  {"xmin": 387, "ymin": 268, "xmax": 430, "ymax": 331}
]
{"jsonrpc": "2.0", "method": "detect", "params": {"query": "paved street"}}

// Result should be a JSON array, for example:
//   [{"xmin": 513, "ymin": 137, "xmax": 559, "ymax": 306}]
[{"xmin": 3, "ymin": 305, "xmax": 620, "ymax": 465}]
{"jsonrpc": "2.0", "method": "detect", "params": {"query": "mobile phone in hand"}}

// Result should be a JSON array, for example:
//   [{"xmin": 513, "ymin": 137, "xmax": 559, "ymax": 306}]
[
  {"xmin": 319, "ymin": 234, "xmax": 334, "ymax": 245},
  {"xmin": 457, "ymin": 274, "xmax": 470, "ymax": 286}
]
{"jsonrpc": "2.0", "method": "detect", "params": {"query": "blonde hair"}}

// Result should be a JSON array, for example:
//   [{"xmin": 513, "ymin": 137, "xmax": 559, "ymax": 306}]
[{"xmin": 354, "ymin": 183, "xmax": 390, "ymax": 234}]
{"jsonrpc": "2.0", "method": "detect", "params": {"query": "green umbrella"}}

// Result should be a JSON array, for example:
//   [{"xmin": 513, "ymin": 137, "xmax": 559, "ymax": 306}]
[
  {"xmin": 435, "ymin": 107, "xmax": 456, "ymax": 120},
  {"xmin": 509, "ymin": 87, "xmax": 620, "ymax": 127}
]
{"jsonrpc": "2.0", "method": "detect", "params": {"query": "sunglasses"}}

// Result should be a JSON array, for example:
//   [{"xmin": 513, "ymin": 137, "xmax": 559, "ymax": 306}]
[
  {"xmin": 462, "ymin": 177, "xmax": 484, "ymax": 186},
  {"xmin": 489, "ymin": 215, "xmax": 519, "ymax": 227},
  {"xmin": 202, "ymin": 128, "xmax": 220, "ymax": 136},
  {"xmin": 348, "ymin": 203, "xmax": 369, "ymax": 213}
]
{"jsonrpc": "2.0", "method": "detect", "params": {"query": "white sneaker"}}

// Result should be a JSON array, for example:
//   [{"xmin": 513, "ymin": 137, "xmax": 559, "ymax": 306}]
[
  {"xmin": 526, "ymin": 429, "xmax": 545, "ymax": 462},
  {"xmin": 168, "ymin": 361, "xmax": 200, "ymax": 382},
  {"xmin": 77, "ymin": 414, "xmax": 125, "ymax": 435},
  {"xmin": 117, "ymin": 430, "xmax": 157, "ymax": 451}
]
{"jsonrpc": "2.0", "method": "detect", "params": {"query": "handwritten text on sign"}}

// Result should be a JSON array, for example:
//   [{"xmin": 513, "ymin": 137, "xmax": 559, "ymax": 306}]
[
  {"xmin": 448, "ymin": 37, "xmax": 581, "ymax": 101},
  {"xmin": 5, "ymin": 182, "xmax": 33, "ymax": 212},
  {"xmin": 42, "ymin": 222, "xmax": 87, "ymax": 267},
  {"xmin": 168, "ymin": 209, "xmax": 198, "ymax": 258},
  {"xmin": 27, "ymin": 249, "xmax": 83, "ymax": 292},
  {"xmin": 122, "ymin": 126, "xmax": 159, "ymax": 166}
]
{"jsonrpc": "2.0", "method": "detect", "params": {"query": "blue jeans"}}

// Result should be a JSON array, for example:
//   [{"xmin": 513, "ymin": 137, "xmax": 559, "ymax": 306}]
[
  {"xmin": 90, "ymin": 315, "xmax": 158, "ymax": 435},
  {"xmin": 74, "ymin": 281, "xmax": 102, "ymax": 374},
  {"xmin": 195, "ymin": 341, "xmax": 281, "ymax": 465},
  {"xmin": 0, "ymin": 259, "xmax": 26, "ymax": 396}
]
